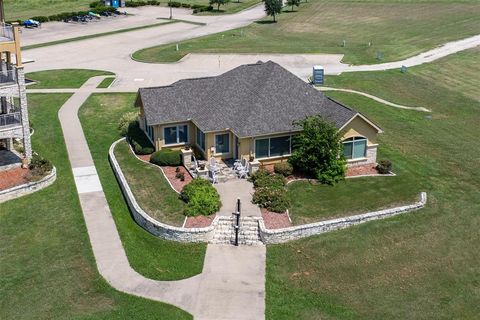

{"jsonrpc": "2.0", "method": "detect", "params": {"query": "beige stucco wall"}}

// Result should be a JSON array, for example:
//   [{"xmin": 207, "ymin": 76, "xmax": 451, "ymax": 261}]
[{"xmin": 341, "ymin": 116, "xmax": 378, "ymax": 145}]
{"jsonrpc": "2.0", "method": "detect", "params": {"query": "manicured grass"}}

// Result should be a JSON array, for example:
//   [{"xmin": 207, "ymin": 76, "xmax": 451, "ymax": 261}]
[
  {"xmin": 4, "ymin": 0, "xmax": 92, "ymax": 21},
  {"xmin": 287, "ymin": 177, "xmax": 419, "ymax": 225},
  {"xmin": 114, "ymin": 141, "xmax": 186, "ymax": 226},
  {"xmin": 97, "ymin": 77, "xmax": 116, "ymax": 89},
  {"xmin": 194, "ymin": 0, "xmax": 261, "ymax": 14},
  {"xmin": 26, "ymin": 69, "xmax": 114, "ymax": 89},
  {"xmin": 266, "ymin": 48, "xmax": 480, "ymax": 319},
  {"xmin": 0, "ymin": 94, "xmax": 192, "ymax": 319},
  {"xmin": 79, "ymin": 93, "xmax": 206, "ymax": 279},
  {"xmin": 133, "ymin": 0, "xmax": 480, "ymax": 65}
]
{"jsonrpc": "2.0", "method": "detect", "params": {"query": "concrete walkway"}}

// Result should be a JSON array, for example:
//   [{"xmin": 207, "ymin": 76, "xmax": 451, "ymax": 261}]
[
  {"xmin": 318, "ymin": 87, "xmax": 431, "ymax": 112},
  {"xmin": 58, "ymin": 76, "xmax": 265, "ymax": 319},
  {"xmin": 215, "ymin": 179, "xmax": 262, "ymax": 217}
]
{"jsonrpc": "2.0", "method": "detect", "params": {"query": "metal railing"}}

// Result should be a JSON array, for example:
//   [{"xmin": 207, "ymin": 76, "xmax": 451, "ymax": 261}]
[
  {"xmin": 0, "ymin": 69, "xmax": 17, "ymax": 85},
  {"xmin": 0, "ymin": 24, "xmax": 14, "ymax": 41},
  {"xmin": 0, "ymin": 112, "xmax": 21, "ymax": 127}
]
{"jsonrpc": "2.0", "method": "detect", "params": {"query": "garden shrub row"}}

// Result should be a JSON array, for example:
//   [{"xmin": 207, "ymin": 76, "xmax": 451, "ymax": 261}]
[
  {"xmin": 125, "ymin": 0, "xmax": 161, "ymax": 7},
  {"xmin": 180, "ymin": 178, "xmax": 221, "ymax": 216},
  {"xmin": 150, "ymin": 149, "xmax": 182, "ymax": 166},
  {"xmin": 250, "ymin": 169, "xmax": 290, "ymax": 213},
  {"xmin": 118, "ymin": 113, "xmax": 155, "ymax": 155},
  {"xmin": 29, "ymin": 154, "xmax": 53, "ymax": 181},
  {"xmin": 274, "ymin": 162, "xmax": 293, "ymax": 177},
  {"xmin": 21, "ymin": 6, "xmax": 117, "ymax": 24}
]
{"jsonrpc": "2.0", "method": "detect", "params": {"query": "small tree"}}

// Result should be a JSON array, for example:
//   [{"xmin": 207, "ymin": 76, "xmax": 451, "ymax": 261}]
[
  {"xmin": 287, "ymin": 0, "xmax": 300, "ymax": 11},
  {"xmin": 264, "ymin": 0, "xmax": 282, "ymax": 22},
  {"xmin": 210, "ymin": 0, "xmax": 231, "ymax": 11},
  {"xmin": 288, "ymin": 116, "xmax": 347, "ymax": 185}
]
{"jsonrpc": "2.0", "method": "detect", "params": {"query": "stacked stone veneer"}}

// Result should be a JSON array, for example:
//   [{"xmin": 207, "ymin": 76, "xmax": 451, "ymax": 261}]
[
  {"xmin": 0, "ymin": 167, "xmax": 56, "ymax": 203},
  {"xmin": 110, "ymin": 139, "xmax": 427, "ymax": 244},
  {"xmin": 259, "ymin": 192, "xmax": 427, "ymax": 244},
  {"xmin": 109, "ymin": 139, "xmax": 216, "ymax": 242},
  {"xmin": 347, "ymin": 144, "xmax": 377, "ymax": 167}
]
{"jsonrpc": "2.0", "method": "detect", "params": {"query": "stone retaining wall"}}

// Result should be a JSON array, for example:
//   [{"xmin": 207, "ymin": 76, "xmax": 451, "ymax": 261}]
[
  {"xmin": 0, "ymin": 167, "xmax": 57, "ymax": 203},
  {"xmin": 109, "ymin": 138, "xmax": 216, "ymax": 243},
  {"xmin": 259, "ymin": 192, "xmax": 427, "ymax": 244}
]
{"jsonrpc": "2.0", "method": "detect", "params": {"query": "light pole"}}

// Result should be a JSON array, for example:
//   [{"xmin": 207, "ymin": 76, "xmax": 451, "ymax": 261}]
[{"xmin": 169, "ymin": 0, "xmax": 173, "ymax": 19}]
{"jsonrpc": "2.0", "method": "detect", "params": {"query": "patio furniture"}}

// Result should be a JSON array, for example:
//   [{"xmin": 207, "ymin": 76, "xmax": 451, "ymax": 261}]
[
  {"xmin": 237, "ymin": 161, "xmax": 249, "ymax": 179},
  {"xmin": 209, "ymin": 157, "xmax": 221, "ymax": 174},
  {"xmin": 209, "ymin": 170, "xmax": 218, "ymax": 184},
  {"xmin": 234, "ymin": 158, "xmax": 247, "ymax": 172}
]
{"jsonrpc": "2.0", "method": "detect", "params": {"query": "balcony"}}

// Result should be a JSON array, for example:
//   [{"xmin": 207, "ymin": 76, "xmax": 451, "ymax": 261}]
[
  {"xmin": 0, "ymin": 68, "xmax": 16, "ymax": 86},
  {"xmin": 0, "ymin": 24, "xmax": 14, "ymax": 42},
  {"xmin": 0, "ymin": 112, "xmax": 21, "ymax": 128}
]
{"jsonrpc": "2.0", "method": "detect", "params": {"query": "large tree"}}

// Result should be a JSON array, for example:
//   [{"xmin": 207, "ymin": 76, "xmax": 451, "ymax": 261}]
[
  {"xmin": 264, "ymin": 0, "xmax": 282, "ymax": 22},
  {"xmin": 210, "ymin": 0, "xmax": 231, "ymax": 11},
  {"xmin": 288, "ymin": 115, "xmax": 347, "ymax": 185},
  {"xmin": 287, "ymin": 0, "xmax": 300, "ymax": 12}
]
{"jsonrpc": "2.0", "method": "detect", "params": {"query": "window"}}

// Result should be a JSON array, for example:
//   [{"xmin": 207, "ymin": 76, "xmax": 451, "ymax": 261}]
[
  {"xmin": 343, "ymin": 137, "xmax": 367, "ymax": 160},
  {"xmin": 215, "ymin": 133, "xmax": 230, "ymax": 154},
  {"xmin": 164, "ymin": 124, "xmax": 188, "ymax": 145},
  {"xmin": 196, "ymin": 128, "xmax": 205, "ymax": 151},
  {"xmin": 255, "ymin": 135, "xmax": 292, "ymax": 159},
  {"xmin": 144, "ymin": 117, "xmax": 154, "ymax": 141}
]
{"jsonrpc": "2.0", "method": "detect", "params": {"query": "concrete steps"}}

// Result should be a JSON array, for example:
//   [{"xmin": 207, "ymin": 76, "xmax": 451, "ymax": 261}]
[{"xmin": 211, "ymin": 216, "xmax": 263, "ymax": 246}]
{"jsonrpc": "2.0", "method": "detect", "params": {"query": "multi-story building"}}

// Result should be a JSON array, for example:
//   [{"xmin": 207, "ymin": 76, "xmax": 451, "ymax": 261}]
[{"xmin": 0, "ymin": 2, "xmax": 32, "ymax": 169}]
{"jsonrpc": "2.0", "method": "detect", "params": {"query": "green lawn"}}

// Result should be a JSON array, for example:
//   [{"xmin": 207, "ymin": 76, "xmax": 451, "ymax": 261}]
[
  {"xmin": 27, "ymin": 69, "xmax": 114, "ymax": 89},
  {"xmin": 133, "ymin": 0, "xmax": 480, "ymax": 65},
  {"xmin": 266, "ymin": 48, "xmax": 480, "ymax": 319},
  {"xmin": 114, "ymin": 140, "xmax": 186, "ymax": 226},
  {"xmin": 79, "ymin": 93, "xmax": 206, "ymax": 279},
  {"xmin": 97, "ymin": 77, "xmax": 116, "ymax": 89},
  {"xmin": 0, "ymin": 94, "xmax": 192, "ymax": 319},
  {"xmin": 287, "ymin": 177, "xmax": 420, "ymax": 225}
]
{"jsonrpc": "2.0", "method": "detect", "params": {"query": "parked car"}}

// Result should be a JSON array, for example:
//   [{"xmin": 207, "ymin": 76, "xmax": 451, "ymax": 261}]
[{"xmin": 24, "ymin": 19, "xmax": 41, "ymax": 28}]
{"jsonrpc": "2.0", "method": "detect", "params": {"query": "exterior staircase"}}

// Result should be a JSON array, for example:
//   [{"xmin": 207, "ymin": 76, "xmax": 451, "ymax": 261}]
[{"xmin": 211, "ymin": 216, "xmax": 263, "ymax": 246}]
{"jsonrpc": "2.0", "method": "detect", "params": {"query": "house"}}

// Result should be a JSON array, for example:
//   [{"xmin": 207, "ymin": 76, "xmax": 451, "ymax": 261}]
[
  {"xmin": 136, "ymin": 61, "xmax": 382, "ymax": 167},
  {"xmin": 0, "ymin": 4, "xmax": 32, "ymax": 170}
]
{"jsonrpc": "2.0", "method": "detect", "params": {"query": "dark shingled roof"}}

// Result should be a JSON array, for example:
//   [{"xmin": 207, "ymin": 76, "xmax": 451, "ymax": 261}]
[{"xmin": 138, "ymin": 61, "xmax": 358, "ymax": 138}]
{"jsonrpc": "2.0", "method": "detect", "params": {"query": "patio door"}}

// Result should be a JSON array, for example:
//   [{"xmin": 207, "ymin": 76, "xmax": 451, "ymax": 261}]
[{"xmin": 235, "ymin": 136, "xmax": 239, "ymax": 159}]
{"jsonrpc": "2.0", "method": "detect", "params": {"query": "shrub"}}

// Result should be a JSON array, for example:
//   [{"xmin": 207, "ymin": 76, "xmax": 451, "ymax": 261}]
[
  {"xmin": 181, "ymin": 178, "xmax": 221, "ymax": 216},
  {"xmin": 124, "ymin": 119, "xmax": 154, "ymax": 155},
  {"xmin": 254, "ymin": 173, "xmax": 285, "ymax": 190},
  {"xmin": 29, "ymin": 154, "xmax": 53, "ymax": 180},
  {"xmin": 248, "ymin": 168, "xmax": 271, "ymax": 185},
  {"xmin": 31, "ymin": 16, "xmax": 49, "ymax": 23},
  {"xmin": 118, "ymin": 112, "xmax": 139, "ymax": 136},
  {"xmin": 289, "ymin": 115, "xmax": 346, "ymax": 185},
  {"xmin": 168, "ymin": 1, "xmax": 182, "ymax": 7},
  {"xmin": 150, "ymin": 149, "xmax": 182, "ymax": 166},
  {"xmin": 274, "ymin": 162, "xmax": 293, "ymax": 177},
  {"xmin": 376, "ymin": 159, "xmax": 392, "ymax": 174},
  {"xmin": 252, "ymin": 187, "xmax": 290, "ymax": 213}
]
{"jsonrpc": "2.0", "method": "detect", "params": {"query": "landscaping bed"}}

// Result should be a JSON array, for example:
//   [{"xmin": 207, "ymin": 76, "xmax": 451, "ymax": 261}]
[
  {"xmin": 261, "ymin": 208, "xmax": 291, "ymax": 229},
  {"xmin": 0, "ymin": 167, "xmax": 30, "ymax": 191}
]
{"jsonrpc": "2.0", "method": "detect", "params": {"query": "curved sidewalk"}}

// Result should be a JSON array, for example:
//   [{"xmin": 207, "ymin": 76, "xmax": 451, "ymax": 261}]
[
  {"xmin": 318, "ymin": 87, "xmax": 431, "ymax": 112},
  {"xmin": 58, "ymin": 76, "xmax": 266, "ymax": 319}
]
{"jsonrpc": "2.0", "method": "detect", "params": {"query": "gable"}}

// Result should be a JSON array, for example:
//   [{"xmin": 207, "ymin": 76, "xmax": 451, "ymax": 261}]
[{"xmin": 340, "ymin": 114, "xmax": 382, "ymax": 144}]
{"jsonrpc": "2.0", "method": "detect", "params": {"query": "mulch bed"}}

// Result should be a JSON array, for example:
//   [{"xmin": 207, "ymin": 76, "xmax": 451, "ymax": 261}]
[
  {"xmin": 262, "ymin": 208, "xmax": 292, "ymax": 229},
  {"xmin": 346, "ymin": 164, "xmax": 380, "ymax": 177},
  {"xmin": 161, "ymin": 166, "xmax": 193, "ymax": 193},
  {"xmin": 138, "ymin": 154, "xmax": 151, "ymax": 162},
  {"xmin": 0, "ymin": 167, "xmax": 31, "ymax": 191},
  {"xmin": 184, "ymin": 215, "xmax": 215, "ymax": 228}
]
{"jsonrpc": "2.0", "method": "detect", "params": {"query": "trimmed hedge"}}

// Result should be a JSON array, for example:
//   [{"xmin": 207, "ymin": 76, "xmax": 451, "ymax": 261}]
[
  {"xmin": 150, "ymin": 149, "xmax": 182, "ymax": 166},
  {"xmin": 376, "ymin": 159, "xmax": 393, "ymax": 174},
  {"xmin": 250, "ymin": 169, "xmax": 290, "ymax": 213},
  {"xmin": 29, "ymin": 154, "xmax": 53, "ymax": 181},
  {"xmin": 180, "ymin": 178, "xmax": 221, "ymax": 217},
  {"xmin": 274, "ymin": 162, "xmax": 293, "ymax": 177},
  {"xmin": 125, "ymin": 121, "xmax": 154, "ymax": 155}
]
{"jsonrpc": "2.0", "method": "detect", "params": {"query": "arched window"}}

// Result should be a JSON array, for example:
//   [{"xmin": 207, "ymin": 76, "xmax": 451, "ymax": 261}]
[{"xmin": 343, "ymin": 136, "xmax": 367, "ymax": 160}]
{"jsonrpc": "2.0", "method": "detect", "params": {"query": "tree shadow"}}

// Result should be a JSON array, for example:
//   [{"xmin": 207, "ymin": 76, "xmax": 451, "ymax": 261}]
[{"xmin": 255, "ymin": 20, "xmax": 277, "ymax": 24}]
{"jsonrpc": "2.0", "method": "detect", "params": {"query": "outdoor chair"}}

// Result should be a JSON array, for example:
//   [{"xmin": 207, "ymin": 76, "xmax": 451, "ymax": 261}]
[
  {"xmin": 209, "ymin": 170, "xmax": 218, "ymax": 184},
  {"xmin": 234, "ymin": 158, "xmax": 247, "ymax": 172},
  {"xmin": 209, "ymin": 157, "xmax": 221, "ymax": 174},
  {"xmin": 237, "ymin": 161, "xmax": 249, "ymax": 179}
]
